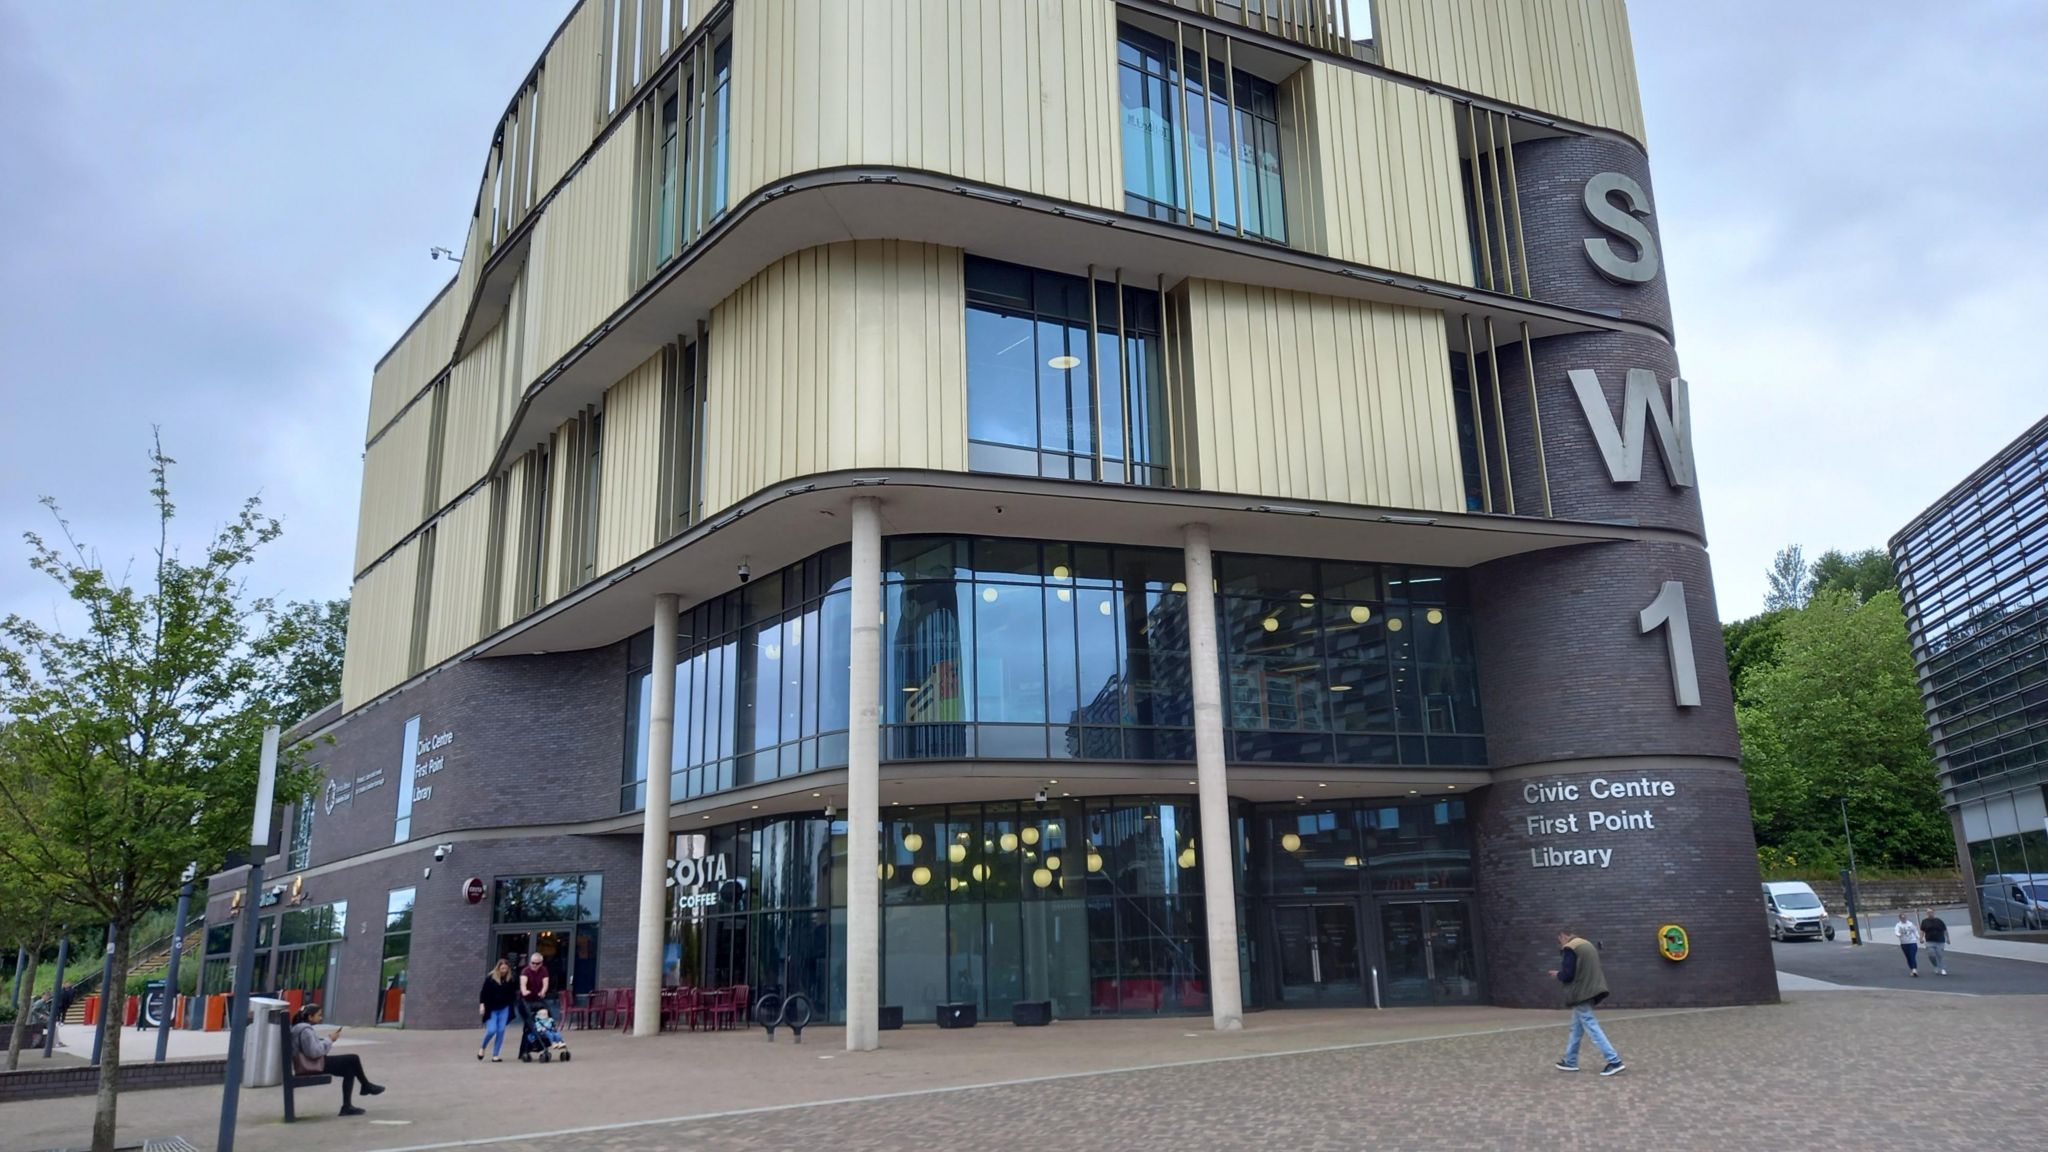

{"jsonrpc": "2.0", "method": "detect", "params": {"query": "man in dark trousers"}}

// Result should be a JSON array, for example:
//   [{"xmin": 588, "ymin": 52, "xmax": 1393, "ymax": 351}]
[
  {"xmin": 1549, "ymin": 929, "xmax": 1625, "ymax": 1076},
  {"xmin": 1919, "ymin": 908, "xmax": 1950, "ymax": 976}
]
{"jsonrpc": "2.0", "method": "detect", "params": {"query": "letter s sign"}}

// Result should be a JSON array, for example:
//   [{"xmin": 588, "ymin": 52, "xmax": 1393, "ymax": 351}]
[{"xmin": 1582, "ymin": 172, "xmax": 1661, "ymax": 285}]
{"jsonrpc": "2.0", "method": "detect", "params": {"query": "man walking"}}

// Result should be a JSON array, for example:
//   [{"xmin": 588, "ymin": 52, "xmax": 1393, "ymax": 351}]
[
  {"xmin": 1918, "ymin": 908, "xmax": 1949, "ymax": 976},
  {"xmin": 1549, "ymin": 929, "xmax": 1624, "ymax": 1076}
]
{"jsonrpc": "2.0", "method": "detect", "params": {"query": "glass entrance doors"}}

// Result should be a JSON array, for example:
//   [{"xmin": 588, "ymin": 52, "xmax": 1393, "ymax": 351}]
[
  {"xmin": 1377, "ymin": 900, "xmax": 1479, "ymax": 1005},
  {"xmin": 1273, "ymin": 902, "xmax": 1365, "ymax": 1003},
  {"xmin": 493, "ymin": 928, "xmax": 573, "ymax": 1004}
]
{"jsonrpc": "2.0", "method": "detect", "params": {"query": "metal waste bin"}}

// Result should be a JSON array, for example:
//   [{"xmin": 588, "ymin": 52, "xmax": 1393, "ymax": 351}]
[{"xmin": 244, "ymin": 997, "xmax": 290, "ymax": 1088}]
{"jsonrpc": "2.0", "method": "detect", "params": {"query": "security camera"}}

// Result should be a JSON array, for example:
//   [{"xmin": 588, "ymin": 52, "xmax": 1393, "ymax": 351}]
[
  {"xmin": 1035, "ymin": 788, "xmax": 1048, "ymax": 807},
  {"xmin": 823, "ymin": 803, "xmax": 837, "ymax": 819},
  {"xmin": 738, "ymin": 561, "xmax": 751, "ymax": 584},
  {"xmin": 432, "ymin": 844, "xmax": 450, "ymax": 862}
]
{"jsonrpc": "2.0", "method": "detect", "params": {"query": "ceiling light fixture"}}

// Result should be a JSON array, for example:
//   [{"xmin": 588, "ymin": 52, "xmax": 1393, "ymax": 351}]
[{"xmin": 1048, "ymin": 355, "xmax": 1081, "ymax": 369}]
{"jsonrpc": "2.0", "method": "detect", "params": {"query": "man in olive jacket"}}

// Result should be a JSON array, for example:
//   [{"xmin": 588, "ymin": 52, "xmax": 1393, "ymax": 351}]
[{"xmin": 1548, "ymin": 930, "xmax": 1625, "ymax": 1076}]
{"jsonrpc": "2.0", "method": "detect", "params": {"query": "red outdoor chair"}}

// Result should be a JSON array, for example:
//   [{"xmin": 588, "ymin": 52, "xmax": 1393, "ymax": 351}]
[
  {"xmin": 614, "ymin": 987, "xmax": 636, "ymax": 1032},
  {"xmin": 561, "ymin": 991, "xmax": 599, "ymax": 1031},
  {"xmin": 701, "ymin": 989, "xmax": 735, "ymax": 1031}
]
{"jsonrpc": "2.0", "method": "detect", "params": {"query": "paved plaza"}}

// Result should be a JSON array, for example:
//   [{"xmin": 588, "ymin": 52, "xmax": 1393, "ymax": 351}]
[{"xmin": 16, "ymin": 981, "xmax": 2048, "ymax": 1152}]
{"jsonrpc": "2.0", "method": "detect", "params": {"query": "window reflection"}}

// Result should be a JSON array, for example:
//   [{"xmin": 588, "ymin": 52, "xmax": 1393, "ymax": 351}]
[
  {"xmin": 1117, "ymin": 25, "xmax": 1288, "ymax": 243},
  {"xmin": 965, "ymin": 258, "xmax": 1168, "ymax": 486}
]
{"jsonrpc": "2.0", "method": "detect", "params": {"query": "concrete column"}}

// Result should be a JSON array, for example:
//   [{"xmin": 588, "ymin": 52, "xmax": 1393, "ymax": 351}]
[
  {"xmin": 845, "ymin": 497, "xmax": 883, "ymax": 1051},
  {"xmin": 1181, "ymin": 523, "xmax": 1243, "ymax": 1031},
  {"xmin": 633, "ymin": 593, "xmax": 680, "ymax": 1037}
]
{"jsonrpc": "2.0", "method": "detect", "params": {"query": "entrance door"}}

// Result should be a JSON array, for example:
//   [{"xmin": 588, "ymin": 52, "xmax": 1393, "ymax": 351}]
[
  {"xmin": 1376, "ymin": 900, "xmax": 1480, "ymax": 1005},
  {"xmin": 1273, "ymin": 903, "xmax": 1365, "ymax": 1003},
  {"xmin": 493, "ymin": 929, "xmax": 572, "ymax": 1003}
]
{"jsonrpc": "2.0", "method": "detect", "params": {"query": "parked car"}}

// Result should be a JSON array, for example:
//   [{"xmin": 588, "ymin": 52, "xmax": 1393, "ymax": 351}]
[
  {"xmin": 1762, "ymin": 881, "xmax": 1833, "ymax": 941},
  {"xmin": 1979, "ymin": 873, "xmax": 2048, "ymax": 931}
]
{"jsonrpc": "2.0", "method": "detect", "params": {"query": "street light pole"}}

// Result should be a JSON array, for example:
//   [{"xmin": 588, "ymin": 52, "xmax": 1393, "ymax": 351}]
[
  {"xmin": 90, "ymin": 924, "xmax": 114, "ymax": 1064},
  {"xmin": 156, "ymin": 866, "xmax": 196, "ymax": 1063},
  {"xmin": 217, "ymin": 726, "xmax": 279, "ymax": 1152},
  {"xmin": 42, "ymin": 932, "xmax": 69, "ymax": 1059}
]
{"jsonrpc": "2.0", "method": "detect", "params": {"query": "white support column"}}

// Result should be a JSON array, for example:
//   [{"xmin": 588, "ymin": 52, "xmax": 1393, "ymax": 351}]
[
  {"xmin": 845, "ymin": 497, "xmax": 884, "ymax": 1051},
  {"xmin": 633, "ymin": 593, "xmax": 680, "ymax": 1038},
  {"xmin": 1182, "ymin": 523, "xmax": 1244, "ymax": 1031}
]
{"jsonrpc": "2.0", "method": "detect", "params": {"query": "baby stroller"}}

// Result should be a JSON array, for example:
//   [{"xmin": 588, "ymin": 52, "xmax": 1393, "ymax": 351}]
[{"xmin": 515, "ymin": 1002, "xmax": 571, "ymax": 1063}]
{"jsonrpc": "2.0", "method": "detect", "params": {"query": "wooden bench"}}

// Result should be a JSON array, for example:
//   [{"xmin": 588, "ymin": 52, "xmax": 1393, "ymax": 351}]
[{"xmin": 277, "ymin": 1015, "xmax": 332, "ymax": 1123}]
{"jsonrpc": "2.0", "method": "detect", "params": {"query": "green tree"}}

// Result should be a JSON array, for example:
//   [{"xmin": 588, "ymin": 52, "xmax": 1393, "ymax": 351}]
[
  {"xmin": 1809, "ymin": 548, "xmax": 1897, "ymax": 604},
  {"xmin": 0, "ymin": 444, "xmax": 319, "ymax": 1152},
  {"xmin": 1736, "ymin": 589, "xmax": 1948, "ymax": 871},
  {"xmin": 254, "ymin": 597, "xmax": 348, "ymax": 731},
  {"xmin": 1722, "ymin": 608, "xmax": 1789, "ymax": 699},
  {"xmin": 1763, "ymin": 544, "xmax": 1812, "ymax": 611}
]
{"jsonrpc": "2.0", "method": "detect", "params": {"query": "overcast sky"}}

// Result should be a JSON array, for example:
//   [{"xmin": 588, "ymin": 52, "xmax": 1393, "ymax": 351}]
[{"xmin": 2, "ymin": 2, "xmax": 2043, "ymax": 632}]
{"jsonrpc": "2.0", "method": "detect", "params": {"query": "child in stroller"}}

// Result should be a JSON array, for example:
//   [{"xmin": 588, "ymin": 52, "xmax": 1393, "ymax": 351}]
[{"xmin": 517, "ymin": 1003, "xmax": 572, "ymax": 1062}]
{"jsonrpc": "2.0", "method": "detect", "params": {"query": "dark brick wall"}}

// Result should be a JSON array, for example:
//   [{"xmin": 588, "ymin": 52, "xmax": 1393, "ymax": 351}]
[
  {"xmin": 0, "ymin": 1058, "xmax": 227, "ymax": 1101},
  {"xmin": 205, "ymin": 832, "xmax": 641, "ymax": 1030},
  {"xmin": 1512, "ymin": 134, "xmax": 1672, "ymax": 335},
  {"xmin": 1485, "ymin": 332, "xmax": 1704, "ymax": 538},
  {"xmin": 291, "ymin": 643, "xmax": 633, "ymax": 868},
  {"xmin": 1474, "ymin": 759, "xmax": 1777, "ymax": 1009},
  {"xmin": 1470, "ymin": 540, "xmax": 1738, "ymax": 768}
]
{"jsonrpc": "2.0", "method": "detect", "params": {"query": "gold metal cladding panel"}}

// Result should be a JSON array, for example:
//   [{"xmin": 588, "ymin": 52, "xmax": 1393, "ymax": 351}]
[
  {"xmin": 492, "ymin": 453, "xmax": 534, "ymax": 632},
  {"xmin": 535, "ymin": 1, "xmax": 605, "ymax": 195},
  {"xmin": 441, "ymin": 322, "xmax": 509, "ymax": 508},
  {"xmin": 730, "ymin": 0, "xmax": 1120, "ymax": 212},
  {"xmin": 597, "ymin": 350, "xmax": 666, "ymax": 571},
  {"xmin": 702, "ymin": 240, "xmax": 967, "ymax": 515},
  {"xmin": 544, "ymin": 417, "xmax": 579, "ymax": 604},
  {"xmin": 1179, "ymin": 280, "xmax": 1464, "ymax": 514},
  {"xmin": 367, "ymin": 284, "xmax": 460, "ymax": 439},
  {"xmin": 527, "ymin": 120, "xmax": 640, "ymax": 390},
  {"xmin": 1376, "ymin": 0, "xmax": 1646, "ymax": 146},
  {"xmin": 423, "ymin": 492, "xmax": 491, "ymax": 667},
  {"xmin": 341, "ymin": 536, "xmax": 419, "ymax": 710},
  {"xmin": 1286, "ymin": 61, "xmax": 1473, "ymax": 287},
  {"xmin": 354, "ymin": 402, "xmax": 435, "ymax": 574}
]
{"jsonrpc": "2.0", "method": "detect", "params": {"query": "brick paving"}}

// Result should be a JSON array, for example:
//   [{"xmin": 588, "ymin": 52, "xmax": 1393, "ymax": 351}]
[{"xmin": 17, "ymin": 992, "xmax": 2048, "ymax": 1152}]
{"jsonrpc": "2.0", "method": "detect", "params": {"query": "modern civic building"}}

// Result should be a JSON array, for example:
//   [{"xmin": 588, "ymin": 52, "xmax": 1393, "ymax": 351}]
[
  {"xmin": 206, "ymin": 0, "xmax": 1775, "ymax": 1036},
  {"xmin": 1892, "ymin": 413, "xmax": 2048, "ymax": 934}
]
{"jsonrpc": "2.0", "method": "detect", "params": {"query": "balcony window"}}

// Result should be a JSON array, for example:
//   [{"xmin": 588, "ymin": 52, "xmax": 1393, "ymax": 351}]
[
  {"xmin": 637, "ymin": 26, "xmax": 732, "ymax": 281},
  {"xmin": 965, "ymin": 257, "xmax": 1168, "ymax": 486},
  {"xmin": 1118, "ymin": 25, "xmax": 1285, "ymax": 244}
]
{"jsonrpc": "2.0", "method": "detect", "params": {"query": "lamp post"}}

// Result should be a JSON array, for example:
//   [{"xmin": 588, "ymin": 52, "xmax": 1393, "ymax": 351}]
[
  {"xmin": 156, "ymin": 863, "xmax": 196, "ymax": 1063},
  {"xmin": 42, "ymin": 932, "xmax": 69, "ymax": 1059},
  {"xmin": 90, "ymin": 923, "xmax": 115, "ymax": 1064},
  {"xmin": 1840, "ymin": 798, "xmax": 1862, "ymax": 946},
  {"xmin": 217, "ymin": 726, "xmax": 279, "ymax": 1152}
]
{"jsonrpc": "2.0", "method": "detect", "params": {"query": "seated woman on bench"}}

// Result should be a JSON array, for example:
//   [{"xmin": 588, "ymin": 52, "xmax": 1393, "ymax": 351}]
[{"xmin": 290, "ymin": 1005, "xmax": 385, "ymax": 1116}]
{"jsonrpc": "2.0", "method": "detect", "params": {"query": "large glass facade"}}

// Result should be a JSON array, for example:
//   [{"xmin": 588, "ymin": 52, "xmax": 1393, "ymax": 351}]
[
  {"xmin": 377, "ymin": 887, "xmax": 414, "ymax": 1025},
  {"xmin": 965, "ymin": 257, "xmax": 1168, "ymax": 485},
  {"xmin": 660, "ymin": 796, "xmax": 1478, "ymax": 1022},
  {"xmin": 491, "ymin": 874, "xmax": 603, "ymax": 1000},
  {"xmin": 626, "ymin": 538, "xmax": 1487, "ymax": 812},
  {"xmin": 624, "ymin": 549, "xmax": 854, "ymax": 810},
  {"xmin": 1117, "ymin": 25, "xmax": 1287, "ymax": 242},
  {"xmin": 1894, "ymin": 416, "xmax": 2048, "ymax": 932},
  {"xmin": 272, "ymin": 902, "xmax": 347, "ymax": 1009}
]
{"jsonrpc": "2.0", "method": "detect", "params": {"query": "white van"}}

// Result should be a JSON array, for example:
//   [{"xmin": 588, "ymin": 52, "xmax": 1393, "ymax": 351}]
[{"xmin": 1762, "ymin": 881, "xmax": 1833, "ymax": 942}]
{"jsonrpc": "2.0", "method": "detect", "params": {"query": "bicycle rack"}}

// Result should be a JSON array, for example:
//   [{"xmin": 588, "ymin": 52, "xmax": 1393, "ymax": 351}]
[{"xmin": 755, "ymin": 991, "xmax": 814, "ymax": 1042}]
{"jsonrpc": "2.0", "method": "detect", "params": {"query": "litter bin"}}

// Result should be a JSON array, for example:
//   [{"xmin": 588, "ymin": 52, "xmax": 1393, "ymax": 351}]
[{"xmin": 244, "ymin": 997, "xmax": 290, "ymax": 1088}]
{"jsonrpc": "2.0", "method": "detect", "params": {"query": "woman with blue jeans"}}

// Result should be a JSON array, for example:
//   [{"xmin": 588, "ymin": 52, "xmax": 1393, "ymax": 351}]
[{"xmin": 478, "ymin": 960, "xmax": 520, "ymax": 1061}]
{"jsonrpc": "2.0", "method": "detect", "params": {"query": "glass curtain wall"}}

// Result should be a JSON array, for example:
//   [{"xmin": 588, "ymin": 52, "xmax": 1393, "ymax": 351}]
[
  {"xmin": 639, "ymin": 25, "xmax": 733, "ymax": 278},
  {"xmin": 625, "ymin": 548, "xmax": 855, "ymax": 810},
  {"xmin": 376, "ymin": 888, "xmax": 414, "ymax": 1025},
  {"xmin": 668, "ymin": 800, "xmax": 1212, "ymax": 1026},
  {"xmin": 625, "ymin": 538, "xmax": 1487, "ymax": 810},
  {"xmin": 272, "ymin": 902, "xmax": 348, "ymax": 1008},
  {"xmin": 1118, "ymin": 24, "xmax": 1287, "ymax": 242},
  {"xmin": 200, "ymin": 924, "xmax": 234, "ymax": 996},
  {"xmin": 965, "ymin": 256, "xmax": 1169, "ymax": 485}
]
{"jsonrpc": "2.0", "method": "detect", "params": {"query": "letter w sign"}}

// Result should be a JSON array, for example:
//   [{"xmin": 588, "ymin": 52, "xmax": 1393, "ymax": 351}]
[{"xmin": 1567, "ymin": 369, "xmax": 1695, "ymax": 488}]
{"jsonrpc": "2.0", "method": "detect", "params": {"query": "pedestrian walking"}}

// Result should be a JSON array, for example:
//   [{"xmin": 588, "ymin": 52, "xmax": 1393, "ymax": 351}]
[
  {"xmin": 1893, "ymin": 911, "xmax": 1921, "ymax": 976},
  {"xmin": 478, "ymin": 959, "xmax": 519, "ymax": 1062},
  {"xmin": 1548, "ymin": 929, "xmax": 1624, "ymax": 1076},
  {"xmin": 1918, "ymin": 908, "xmax": 1949, "ymax": 975},
  {"xmin": 291, "ymin": 1005, "xmax": 385, "ymax": 1116},
  {"xmin": 519, "ymin": 951, "xmax": 552, "ymax": 1013}
]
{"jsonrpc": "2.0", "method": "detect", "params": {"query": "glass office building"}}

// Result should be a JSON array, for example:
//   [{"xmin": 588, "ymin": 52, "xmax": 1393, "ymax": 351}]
[{"xmin": 1893, "ymin": 413, "xmax": 2048, "ymax": 932}]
